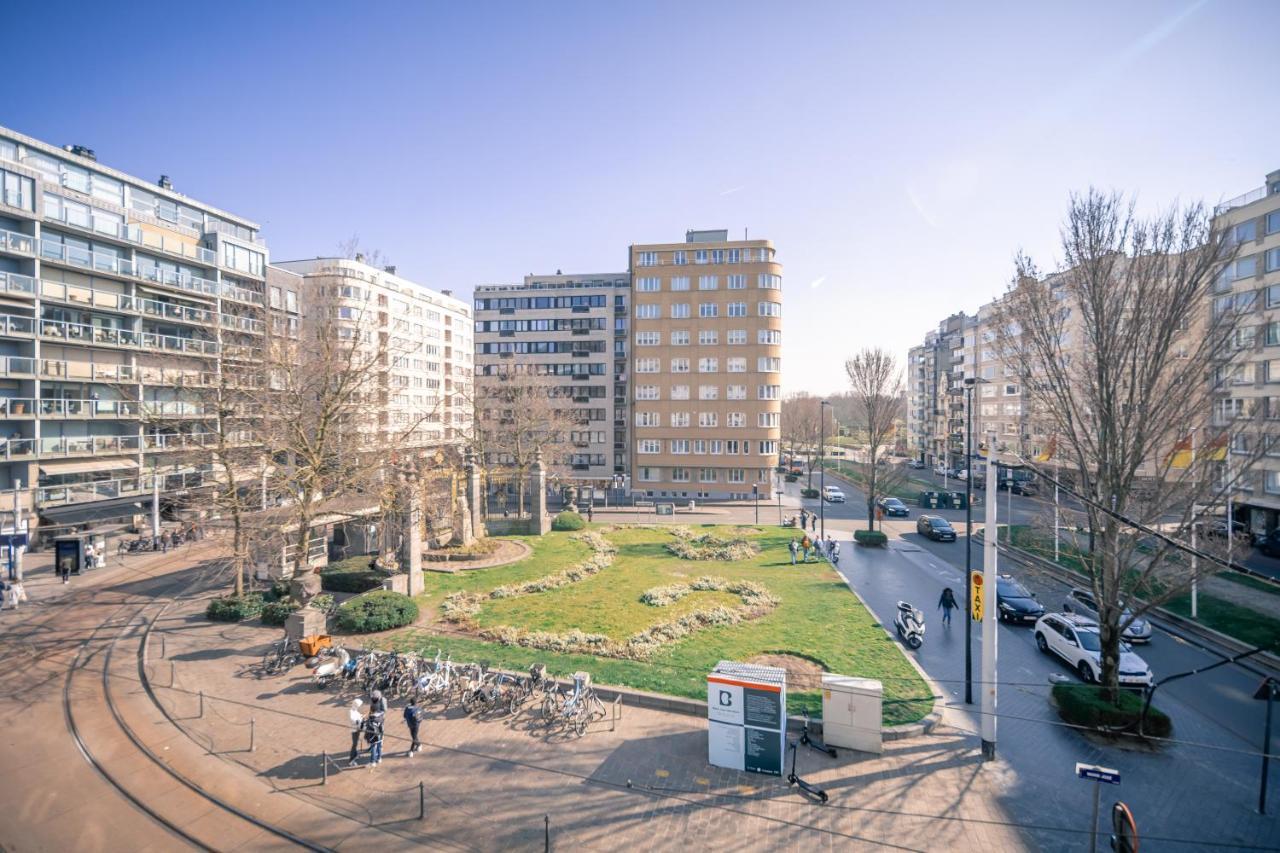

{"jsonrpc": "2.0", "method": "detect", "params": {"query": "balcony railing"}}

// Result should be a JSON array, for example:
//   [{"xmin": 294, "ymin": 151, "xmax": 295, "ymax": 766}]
[
  {"xmin": 0, "ymin": 438, "xmax": 36, "ymax": 459},
  {"xmin": 39, "ymin": 238, "xmax": 254, "ymax": 303},
  {"xmin": 0, "ymin": 356, "xmax": 36, "ymax": 376},
  {"xmin": 43, "ymin": 205, "xmax": 145, "ymax": 245},
  {"xmin": 20, "ymin": 314, "xmax": 220, "ymax": 356},
  {"xmin": 39, "ymin": 434, "xmax": 142, "ymax": 457},
  {"xmin": 0, "ymin": 228, "xmax": 35, "ymax": 255},
  {"xmin": 40, "ymin": 360, "xmax": 135, "ymax": 382},
  {"xmin": 0, "ymin": 315, "xmax": 35, "ymax": 336},
  {"xmin": 1215, "ymin": 186, "xmax": 1269, "ymax": 216},
  {"xmin": 0, "ymin": 271, "xmax": 36, "ymax": 296},
  {"xmin": 139, "ymin": 229, "xmax": 217, "ymax": 265},
  {"xmin": 140, "ymin": 401, "xmax": 210, "ymax": 418},
  {"xmin": 37, "ymin": 469, "xmax": 209, "ymax": 506}
]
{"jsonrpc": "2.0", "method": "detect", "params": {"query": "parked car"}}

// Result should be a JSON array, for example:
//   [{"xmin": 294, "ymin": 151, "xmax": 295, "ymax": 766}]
[
  {"xmin": 877, "ymin": 497, "xmax": 910, "ymax": 517},
  {"xmin": 995, "ymin": 575, "xmax": 1045, "ymax": 624},
  {"xmin": 1009, "ymin": 480, "xmax": 1039, "ymax": 496},
  {"xmin": 822, "ymin": 485, "xmax": 846, "ymax": 503},
  {"xmin": 1062, "ymin": 588, "xmax": 1152, "ymax": 642},
  {"xmin": 1256, "ymin": 529, "xmax": 1280, "ymax": 558},
  {"xmin": 933, "ymin": 463, "xmax": 951, "ymax": 477},
  {"xmin": 907, "ymin": 459, "xmax": 926, "ymax": 470},
  {"xmin": 1034, "ymin": 613, "xmax": 1153, "ymax": 687},
  {"xmin": 1196, "ymin": 519, "xmax": 1254, "ymax": 547},
  {"xmin": 916, "ymin": 515, "xmax": 956, "ymax": 542}
]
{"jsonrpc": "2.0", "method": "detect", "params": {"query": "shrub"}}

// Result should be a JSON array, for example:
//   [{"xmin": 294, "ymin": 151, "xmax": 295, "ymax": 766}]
[
  {"xmin": 206, "ymin": 593, "xmax": 263, "ymax": 622},
  {"xmin": 261, "ymin": 598, "xmax": 301, "ymax": 626},
  {"xmin": 336, "ymin": 590, "xmax": 419, "ymax": 633},
  {"xmin": 854, "ymin": 530, "xmax": 888, "ymax": 547},
  {"xmin": 801, "ymin": 488, "xmax": 819, "ymax": 498},
  {"xmin": 1052, "ymin": 683, "xmax": 1171, "ymax": 738},
  {"xmin": 784, "ymin": 474, "xmax": 799, "ymax": 483},
  {"xmin": 552, "ymin": 511, "xmax": 585, "ymax": 531},
  {"xmin": 320, "ymin": 555, "xmax": 384, "ymax": 593},
  {"xmin": 311, "ymin": 593, "xmax": 335, "ymax": 613}
]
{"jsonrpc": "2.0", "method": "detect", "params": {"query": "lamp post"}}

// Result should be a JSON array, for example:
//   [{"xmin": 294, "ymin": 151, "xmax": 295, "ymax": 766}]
[
  {"xmin": 819, "ymin": 400, "xmax": 830, "ymax": 541},
  {"xmin": 981, "ymin": 430, "xmax": 999, "ymax": 760},
  {"xmin": 962, "ymin": 378, "xmax": 979, "ymax": 705}
]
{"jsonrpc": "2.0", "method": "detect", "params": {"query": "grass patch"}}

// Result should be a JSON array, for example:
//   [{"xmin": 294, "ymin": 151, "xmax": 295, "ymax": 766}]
[
  {"xmin": 1216, "ymin": 571, "xmax": 1280, "ymax": 598},
  {"xmin": 385, "ymin": 525, "xmax": 933, "ymax": 724},
  {"xmin": 1052, "ymin": 682, "xmax": 1171, "ymax": 738}
]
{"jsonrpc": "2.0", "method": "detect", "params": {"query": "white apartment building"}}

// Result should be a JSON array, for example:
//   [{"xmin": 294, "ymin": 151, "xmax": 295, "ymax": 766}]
[{"xmin": 274, "ymin": 257, "xmax": 473, "ymax": 451}]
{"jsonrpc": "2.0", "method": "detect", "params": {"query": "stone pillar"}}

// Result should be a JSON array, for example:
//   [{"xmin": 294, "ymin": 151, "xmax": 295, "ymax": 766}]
[
  {"xmin": 531, "ymin": 450, "xmax": 551, "ymax": 535},
  {"xmin": 405, "ymin": 489, "xmax": 424, "ymax": 596},
  {"xmin": 465, "ymin": 450, "xmax": 485, "ymax": 538}
]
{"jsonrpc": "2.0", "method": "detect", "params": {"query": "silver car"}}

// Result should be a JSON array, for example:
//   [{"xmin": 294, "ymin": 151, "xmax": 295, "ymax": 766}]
[{"xmin": 1062, "ymin": 588, "xmax": 1152, "ymax": 643}]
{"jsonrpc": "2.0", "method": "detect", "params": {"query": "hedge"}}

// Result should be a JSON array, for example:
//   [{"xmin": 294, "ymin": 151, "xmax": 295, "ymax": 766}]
[
  {"xmin": 336, "ymin": 590, "xmax": 419, "ymax": 633},
  {"xmin": 1052, "ymin": 683, "xmax": 1171, "ymax": 738},
  {"xmin": 261, "ymin": 598, "xmax": 301, "ymax": 626},
  {"xmin": 320, "ymin": 555, "xmax": 384, "ymax": 593},
  {"xmin": 552, "ymin": 511, "xmax": 585, "ymax": 531},
  {"xmin": 206, "ymin": 593, "xmax": 264, "ymax": 622},
  {"xmin": 854, "ymin": 530, "xmax": 888, "ymax": 547}
]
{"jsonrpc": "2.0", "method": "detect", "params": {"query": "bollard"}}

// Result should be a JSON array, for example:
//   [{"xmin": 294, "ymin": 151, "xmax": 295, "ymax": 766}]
[
  {"xmin": 544, "ymin": 814, "xmax": 550, "ymax": 852},
  {"xmin": 199, "ymin": 690, "xmax": 204, "ymax": 718},
  {"xmin": 170, "ymin": 660, "xmax": 176, "ymax": 688},
  {"xmin": 250, "ymin": 717, "xmax": 256, "ymax": 752},
  {"xmin": 322, "ymin": 751, "xmax": 328, "ymax": 785},
  {"xmin": 418, "ymin": 781, "xmax": 425, "ymax": 821},
  {"xmin": 160, "ymin": 632, "xmax": 166, "ymax": 659}
]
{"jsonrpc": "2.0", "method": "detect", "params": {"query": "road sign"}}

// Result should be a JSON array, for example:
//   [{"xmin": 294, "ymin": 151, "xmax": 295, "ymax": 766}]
[
  {"xmin": 1076, "ymin": 763, "xmax": 1121, "ymax": 784},
  {"xmin": 971, "ymin": 571, "xmax": 984, "ymax": 622}
]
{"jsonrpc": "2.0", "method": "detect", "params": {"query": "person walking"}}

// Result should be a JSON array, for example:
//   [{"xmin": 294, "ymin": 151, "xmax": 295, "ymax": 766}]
[
  {"xmin": 800, "ymin": 534, "xmax": 813, "ymax": 562},
  {"xmin": 403, "ymin": 698, "xmax": 423, "ymax": 756},
  {"xmin": 58, "ymin": 551, "xmax": 71, "ymax": 584},
  {"xmin": 810, "ymin": 513, "xmax": 818, "ymax": 532},
  {"xmin": 938, "ymin": 587, "xmax": 958, "ymax": 627},
  {"xmin": 347, "ymin": 698, "xmax": 364, "ymax": 766},
  {"xmin": 160, "ymin": 530, "xmax": 170, "ymax": 553},
  {"xmin": 364, "ymin": 710, "xmax": 384, "ymax": 767},
  {"xmin": 788, "ymin": 538, "xmax": 798, "ymax": 565},
  {"xmin": 799, "ymin": 509, "xmax": 808, "ymax": 531},
  {"xmin": 369, "ymin": 689, "xmax": 388, "ymax": 718}
]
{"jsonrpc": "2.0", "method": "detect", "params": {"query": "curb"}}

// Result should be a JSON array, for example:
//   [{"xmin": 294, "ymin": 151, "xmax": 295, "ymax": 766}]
[{"xmin": 981, "ymin": 530, "xmax": 1280, "ymax": 679}]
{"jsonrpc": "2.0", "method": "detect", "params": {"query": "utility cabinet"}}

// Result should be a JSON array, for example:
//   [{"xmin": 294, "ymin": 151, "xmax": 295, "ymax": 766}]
[{"xmin": 821, "ymin": 674, "xmax": 883, "ymax": 754}]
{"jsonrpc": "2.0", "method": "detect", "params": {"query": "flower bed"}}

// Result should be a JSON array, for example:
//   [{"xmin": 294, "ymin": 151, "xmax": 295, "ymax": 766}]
[{"xmin": 665, "ymin": 525, "xmax": 760, "ymax": 561}]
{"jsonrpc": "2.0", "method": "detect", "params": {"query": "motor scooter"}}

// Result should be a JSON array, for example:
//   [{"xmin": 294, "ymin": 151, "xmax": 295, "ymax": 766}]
[
  {"xmin": 311, "ymin": 646, "xmax": 350, "ymax": 689},
  {"xmin": 894, "ymin": 601, "xmax": 925, "ymax": 649}
]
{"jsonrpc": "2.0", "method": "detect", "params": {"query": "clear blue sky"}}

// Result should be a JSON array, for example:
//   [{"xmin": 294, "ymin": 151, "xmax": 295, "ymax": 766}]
[{"xmin": 7, "ymin": 0, "xmax": 1277, "ymax": 394}]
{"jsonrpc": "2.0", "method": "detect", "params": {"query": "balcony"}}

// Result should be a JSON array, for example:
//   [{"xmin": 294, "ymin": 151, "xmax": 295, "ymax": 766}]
[
  {"xmin": 0, "ymin": 271, "xmax": 36, "ymax": 297},
  {"xmin": 37, "ymin": 470, "xmax": 207, "ymax": 507},
  {"xmin": 0, "ymin": 356, "xmax": 36, "ymax": 377},
  {"xmin": 0, "ymin": 438, "xmax": 36, "ymax": 460},
  {"xmin": 39, "ymin": 435, "xmax": 142, "ymax": 457},
  {"xmin": 24, "ymin": 315, "xmax": 219, "ymax": 357},
  {"xmin": 1215, "ymin": 185, "xmax": 1269, "ymax": 216},
  {"xmin": 40, "ymin": 238, "xmax": 258, "ymax": 304},
  {"xmin": 0, "ymin": 228, "xmax": 35, "ymax": 255}
]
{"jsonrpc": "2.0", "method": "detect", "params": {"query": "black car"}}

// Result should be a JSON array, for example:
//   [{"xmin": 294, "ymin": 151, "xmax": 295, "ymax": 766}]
[
  {"xmin": 917, "ymin": 515, "xmax": 956, "ymax": 541},
  {"xmin": 1257, "ymin": 530, "xmax": 1280, "ymax": 558},
  {"xmin": 996, "ymin": 575, "xmax": 1044, "ymax": 624},
  {"xmin": 1197, "ymin": 519, "xmax": 1254, "ymax": 547},
  {"xmin": 877, "ymin": 497, "xmax": 909, "ymax": 517}
]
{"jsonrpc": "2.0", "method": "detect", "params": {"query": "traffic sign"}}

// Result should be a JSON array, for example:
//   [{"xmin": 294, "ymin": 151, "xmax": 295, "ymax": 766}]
[
  {"xmin": 1076, "ymin": 763, "xmax": 1121, "ymax": 785},
  {"xmin": 971, "ymin": 571, "xmax": 983, "ymax": 622}
]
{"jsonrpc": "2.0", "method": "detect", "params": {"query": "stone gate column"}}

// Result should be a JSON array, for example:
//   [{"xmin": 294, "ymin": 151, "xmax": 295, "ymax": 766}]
[{"xmin": 531, "ymin": 450, "xmax": 550, "ymax": 535}]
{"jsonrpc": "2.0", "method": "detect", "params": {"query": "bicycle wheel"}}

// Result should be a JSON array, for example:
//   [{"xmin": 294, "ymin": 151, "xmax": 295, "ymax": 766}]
[{"xmin": 573, "ymin": 705, "xmax": 589, "ymax": 736}]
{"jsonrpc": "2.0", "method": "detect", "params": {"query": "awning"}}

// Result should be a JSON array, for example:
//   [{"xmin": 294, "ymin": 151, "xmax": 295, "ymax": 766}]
[
  {"xmin": 39, "ymin": 495, "xmax": 153, "ymax": 527},
  {"xmin": 39, "ymin": 457, "xmax": 140, "ymax": 476}
]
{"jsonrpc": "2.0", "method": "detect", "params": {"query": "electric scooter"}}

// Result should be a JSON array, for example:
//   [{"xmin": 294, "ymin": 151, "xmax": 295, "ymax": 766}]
[
  {"xmin": 799, "ymin": 710, "xmax": 837, "ymax": 758},
  {"xmin": 786, "ymin": 740, "xmax": 829, "ymax": 803}
]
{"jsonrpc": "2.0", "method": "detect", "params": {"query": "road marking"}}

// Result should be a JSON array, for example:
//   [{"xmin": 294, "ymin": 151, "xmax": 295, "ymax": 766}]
[
  {"xmin": 655, "ymin": 769, "xmax": 669, "ymax": 778},
  {"xmin": 694, "ymin": 777, "xmax": 709, "ymax": 786}
]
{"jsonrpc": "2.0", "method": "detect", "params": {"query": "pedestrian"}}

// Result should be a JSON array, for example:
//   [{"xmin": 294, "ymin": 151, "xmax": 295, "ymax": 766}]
[
  {"xmin": 938, "ymin": 587, "xmax": 958, "ymax": 627},
  {"xmin": 58, "ymin": 551, "xmax": 71, "ymax": 584},
  {"xmin": 83, "ymin": 542, "xmax": 95, "ymax": 569},
  {"xmin": 369, "ymin": 689, "xmax": 388, "ymax": 718},
  {"xmin": 0, "ymin": 579, "xmax": 9, "ymax": 610},
  {"xmin": 800, "ymin": 534, "xmax": 813, "ymax": 562},
  {"xmin": 364, "ymin": 710, "xmax": 384, "ymax": 767},
  {"xmin": 161, "ymin": 530, "xmax": 170, "ymax": 553},
  {"xmin": 347, "ymin": 698, "xmax": 364, "ymax": 766},
  {"xmin": 799, "ymin": 509, "xmax": 808, "ymax": 530},
  {"xmin": 810, "ymin": 513, "xmax": 818, "ymax": 532},
  {"xmin": 586, "ymin": 503, "xmax": 594, "ymax": 523},
  {"xmin": 788, "ymin": 538, "xmax": 798, "ymax": 565},
  {"xmin": 403, "ymin": 697, "xmax": 423, "ymax": 756},
  {"xmin": 151, "ymin": 533, "xmax": 161, "ymax": 552}
]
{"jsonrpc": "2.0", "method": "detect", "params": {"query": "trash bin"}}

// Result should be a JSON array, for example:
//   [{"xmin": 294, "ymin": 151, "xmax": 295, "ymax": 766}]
[
  {"xmin": 917, "ymin": 491, "xmax": 938, "ymax": 509},
  {"xmin": 937, "ymin": 492, "xmax": 954, "ymax": 509},
  {"xmin": 821, "ymin": 674, "xmax": 883, "ymax": 754},
  {"xmin": 950, "ymin": 491, "xmax": 968, "ymax": 509}
]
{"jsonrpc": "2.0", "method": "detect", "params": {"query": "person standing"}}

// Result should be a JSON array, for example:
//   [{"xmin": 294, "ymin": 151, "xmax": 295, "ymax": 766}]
[
  {"xmin": 799, "ymin": 509, "xmax": 808, "ymax": 531},
  {"xmin": 938, "ymin": 587, "xmax": 958, "ymax": 627},
  {"xmin": 369, "ymin": 689, "xmax": 387, "ymax": 718},
  {"xmin": 58, "ymin": 551, "xmax": 71, "ymax": 584},
  {"xmin": 403, "ymin": 698, "xmax": 423, "ymax": 756},
  {"xmin": 364, "ymin": 710, "xmax": 384, "ymax": 767},
  {"xmin": 788, "ymin": 538, "xmax": 798, "ymax": 565},
  {"xmin": 347, "ymin": 699, "xmax": 364, "ymax": 766},
  {"xmin": 800, "ymin": 534, "xmax": 812, "ymax": 562},
  {"xmin": 810, "ymin": 513, "xmax": 818, "ymax": 533}
]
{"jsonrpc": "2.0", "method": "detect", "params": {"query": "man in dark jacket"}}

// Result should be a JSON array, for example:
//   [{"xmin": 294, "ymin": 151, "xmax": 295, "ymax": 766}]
[{"xmin": 404, "ymin": 698, "xmax": 423, "ymax": 756}]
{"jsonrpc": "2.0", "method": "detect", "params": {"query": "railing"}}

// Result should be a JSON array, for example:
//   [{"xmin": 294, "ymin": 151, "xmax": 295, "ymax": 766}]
[
  {"xmin": 139, "ymin": 229, "xmax": 217, "ymax": 265},
  {"xmin": 0, "ymin": 271, "xmax": 36, "ymax": 296},
  {"xmin": 205, "ymin": 220, "xmax": 267, "ymax": 247},
  {"xmin": 132, "ymin": 261, "xmax": 221, "ymax": 298},
  {"xmin": 36, "ymin": 398, "xmax": 140, "ymax": 418},
  {"xmin": 0, "ymin": 356, "xmax": 35, "ymax": 376},
  {"xmin": 1215, "ymin": 186, "xmax": 1269, "ymax": 216},
  {"xmin": 43, "ymin": 205, "xmax": 144, "ymax": 244},
  {"xmin": 139, "ymin": 331, "xmax": 218, "ymax": 356},
  {"xmin": 0, "ymin": 438, "xmax": 36, "ymax": 459},
  {"xmin": 40, "ymin": 237, "xmax": 238, "ymax": 302},
  {"xmin": 37, "ymin": 277, "xmax": 258, "ymax": 331},
  {"xmin": 40, "ymin": 360, "xmax": 135, "ymax": 382},
  {"xmin": 0, "ymin": 315, "xmax": 35, "ymax": 336},
  {"xmin": 24, "ymin": 314, "xmax": 220, "ymax": 356},
  {"xmin": 38, "ymin": 470, "xmax": 209, "ymax": 506},
  {"xmin": 140, "ymin": 401, "xmax": 210, "ymax": 418},
  {"xmin": 40, "ymin": 434, "xmax": 141, "ymax": 456},
  {"xmin": 0, "ymin": 227, "xmax": 36, "ymax": 254}
]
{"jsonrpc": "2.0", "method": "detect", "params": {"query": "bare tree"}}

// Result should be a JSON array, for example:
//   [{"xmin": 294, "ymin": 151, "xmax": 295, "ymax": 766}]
[
  {"xmin": 994, "ymin": 189, "xmax": 1260, "ymax": 698},
  {"xmin": 845, "ymin": 348, "xmax": 906, "ymax": 531},
  {"xmin": 474, "ymin": 371, "xmax": 577, "ymax": 515},
  {"xmin": 780, "ymin": 392, "xmax": 823, "ymax": 486}
]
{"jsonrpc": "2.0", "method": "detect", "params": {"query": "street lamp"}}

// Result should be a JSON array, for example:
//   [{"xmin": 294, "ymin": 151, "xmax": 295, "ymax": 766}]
[
  {"xmin": 819, "ymin": 400, "xmax": 831, "ymax": 541},
  {"xmin": 980, "ymin": 431, "xmax": 1023, "ymax": 762},
  {"xmin": 960, "ymin": 377, "xmax": 985, "ymax": 706}
]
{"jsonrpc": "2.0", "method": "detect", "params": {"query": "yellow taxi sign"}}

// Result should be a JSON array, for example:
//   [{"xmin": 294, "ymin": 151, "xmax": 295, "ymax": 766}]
[{"xmin": 971, "ymin": 571, "xmax": 984, "ymax": 622}]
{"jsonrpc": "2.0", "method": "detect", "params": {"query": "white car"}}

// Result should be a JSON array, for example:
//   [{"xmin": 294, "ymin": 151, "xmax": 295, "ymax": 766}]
[
  {"xmin": 1033, "ymin": 613, "xmax": 1153, "ymax": 687},
  {"xmin": 933, "ymin": 463, "xmax": 951, "ymax": 477},
  {"xmin": 822, "ymin": 485, "xmax": 846, "ymax": 503}
]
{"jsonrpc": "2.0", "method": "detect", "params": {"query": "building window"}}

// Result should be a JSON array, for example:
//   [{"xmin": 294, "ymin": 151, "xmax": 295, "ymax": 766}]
[
  {"xmin": 758, "ymin": 301, "xmax": 782, "ymax": 317},
  {"xmin": 727, "ymin": 329, "xmax": 747, "ymax": 345},
  {"xmin": 638, "ymin": 439, "xmax": 661, "ymax": 454},
  {"xmin": 758, "ymin": 329, "xmax": 781, "ymax": 345},
  {"xmin": 671, "ymin": 384, "xmax": 690, "ymax": 400},
  {"xmin": 727, "ymin": 274, "xmax": 746, "ymax": 289},
  {"xmin": 757, "ymin": 357, "xmax": 781, "ymax": 372},
  {"xmin": 1267, "ymin": 471, "xmax": 1280, "ymax": 495},
  {"xmin": 727, "ymin": 412, "xmax": 745, "ymax": 427},
  {"xmin": 699, "ymin": 303, "xmax": 718, "ymax": 318},
  {"xmin": 635, "ymin": 358, "xmax": 659, "ymax": 373},
  {"xmin": 672, "ymin": 303, "xmax": 690, "ymax": 319},
  {"xmin": 1267, "ymin": 248, "xmax": 1280, "ymax": 273},
  {"xmin": 698, "ymin": 357, "xmax": 719, "ymax": 373},
  {"xmin": 639, "ymin": 466, "xmax": 661, "ymax": 482},
  {"xmin": 699, "ymin": 275, "xmax": 718, "ymax": 290},
  {"xmin": 699, "ymin": 329, "xmax": 718, "ymax": 345},
  {"xmin": 673, "ymin": 251, "xmax": 687, "ymax": 265},
  {"xmin": 636, "ymin": 304, "xmax": 660, "ymax": 319},
  {"xmin": 709, "ymin": 440, "xmax": 723, "ymax": 454},
  {"xmin": 757, "ymin": 274, "xmax": 782, "ymax": 290},
  {"xmin": 672, "ymin": 467, "xmax": 690, "ymax": 482},
  {"xmin": 758, "ymin": 440, "xmax": 778, "ymax": 455},
  {"xmin": 699, "ymin": 468, "xmax": 717, "ymax": 483},
  {"xmin": 728, "ymin": 469, "xmax": 746, "ymax": 483},
  {"xmin": 671, "ymin": 439, "xmax": 690, "ymax": 454},
  {"xmin": 636, "ymin": 385, "xmax": 659, "ymax": 400},
  {"xmin": 637, "ymin": 252, "xmax": 658, "ymax": 266},
  {"xmin": 636, "ymin": 331, "xmax": 660, "ymax": 346},
  {"xmin": 671, "ymin": 276, "xmax": 690, "ymax": 291},
  {"xmin": 671, "ymin": 330, "xmax": 690, "ymax": 345},
  {"xmin": 727, "ymin": 384, "xmax": 747, "ymax": 400},
  {"xmin": 758, "ymin": 412, "xmax": 779, "ymax": 428},
  {"xmin": 695, "ymin": 249, "xmax": 707, "ymax": 265},
  {"xmin": 636, "ymin": 277, "xmax": 660, "ymax": 292},
  {"xmin": 1004, "ymin": 384, "xmax": 1020, "ymax": 396},
  {"xmin": 1, "ymin": 168, "xmax": 34, "ymax": 211},
  {"xmin": 671, "ymin": 411, "xmax": 690, "ymax": 427},
  {"xmin": 699, "ymin": 412, "xmax": 718, "ymax": 428},
  {"xmin": 727, "ymin": 357, "xmax": 746, "ymax": 372},
  {"xmin": 635, "ymin": 411, "xmax": 659, "ymax": 427},
  {"xmin": 727, "ymin": 302, "xmax": 747, "ymax": 317},
  {"xmin": 699, "ymin": 384, "xmax": 719, "ymax": 400},
  {"xmin": 758, "ymin": 384, "xmax": 780, "ymax": 400},
  {"xmin": 671, "ymin": 357, "xmax": 690, "ymax": 373}
]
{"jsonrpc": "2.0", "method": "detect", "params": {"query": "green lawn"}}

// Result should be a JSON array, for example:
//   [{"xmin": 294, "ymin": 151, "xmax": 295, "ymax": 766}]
[{"xmin": 381, "ymin": 525, "xmax": 934, "ymax": 724}]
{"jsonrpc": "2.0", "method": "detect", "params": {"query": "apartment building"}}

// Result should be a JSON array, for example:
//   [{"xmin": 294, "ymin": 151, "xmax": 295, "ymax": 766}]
[
  {"xmin": 1211, "ymin": 168, "xmax": 1280, "ymax": 535},
  {"xmin": 473, "ymin": 273, "xmax": 629, "ymax": 482},
  {"xmin": 629, "ymin": 230, "xmax": 782, "ymax": 500},
  {"xmin": 907, "ymin": 312, "xmax": 976, "ymax": 469},
  {"xmin": 0, "ymin": 125, "xmax": 290, "ymax": 538},
  {"xmin": 275, "ymin": 257, "xmax": 473, "ymax": 450}
]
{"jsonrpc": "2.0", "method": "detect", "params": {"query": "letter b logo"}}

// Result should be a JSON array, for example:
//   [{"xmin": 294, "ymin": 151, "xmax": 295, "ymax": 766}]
[{"xmin": 719, "ymin": 690, "xmax": 732, "ymax": 707}]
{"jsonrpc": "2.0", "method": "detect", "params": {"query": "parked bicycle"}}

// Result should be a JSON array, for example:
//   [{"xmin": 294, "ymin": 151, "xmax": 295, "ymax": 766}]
[{"xmin": 260, "ymin": 638, "xmax": 304, "ymax": 676}]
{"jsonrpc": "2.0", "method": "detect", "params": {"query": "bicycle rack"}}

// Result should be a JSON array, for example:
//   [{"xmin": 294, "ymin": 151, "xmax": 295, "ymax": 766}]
[{"xmin": 610, "ymin": 694, "xmax": 623, "ymax": 732}]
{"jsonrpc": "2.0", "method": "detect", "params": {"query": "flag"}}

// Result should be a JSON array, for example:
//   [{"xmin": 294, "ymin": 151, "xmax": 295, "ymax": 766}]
[
  {"xmin": 1034, "ymin": 436, "xmax": 1057, "ymax": 463},
  {"xmin": 1166, "ymin": 435, "xmax": 1193, "ymax": 469}
]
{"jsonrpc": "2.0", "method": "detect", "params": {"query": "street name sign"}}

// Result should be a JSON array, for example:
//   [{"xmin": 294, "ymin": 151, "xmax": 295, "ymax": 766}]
[{"xmin": 1076, "ymin": 763, "xmax": 1121, "ymax": 785}]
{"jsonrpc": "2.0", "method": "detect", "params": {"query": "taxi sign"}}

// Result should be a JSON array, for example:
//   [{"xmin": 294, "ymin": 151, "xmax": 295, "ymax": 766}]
[
  {"xmin": 1075, "ymin": 762, "xmax": 1121, "ymax": 785},
  {"xmin": 970, "ymin": 571, "xmax": 984, "ymax": 622}
]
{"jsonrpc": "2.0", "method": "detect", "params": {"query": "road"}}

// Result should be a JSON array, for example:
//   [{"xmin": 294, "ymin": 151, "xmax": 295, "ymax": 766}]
[{"xmin": 785, "ymin": 475, "xmax": 1279, "ymax": 851}]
